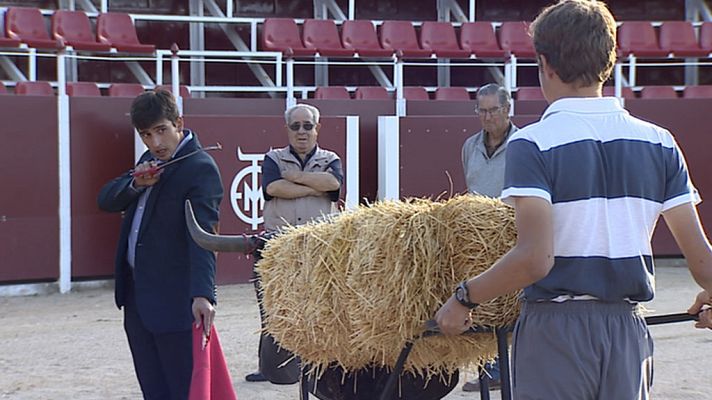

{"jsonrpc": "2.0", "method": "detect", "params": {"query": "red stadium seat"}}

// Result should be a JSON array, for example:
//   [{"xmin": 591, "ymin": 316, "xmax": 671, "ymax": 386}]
[
  {"xmin": 354, "ymin": 86, "xmax": 391, "ymax": 100},
  {"xmin": 617, "ymin": 21, "xmax": 668, "ymax": 58},
  {"xmin": 419, "ymin": 21, "xmax": 470, "ymax": 59},
  {"xmin": 659, "ymin": 21, "xmax": 707, "ymax": 57},
  {"xmin": 499, "ymin": 21, "xmax": 536, "ymax": 58},
  {"xmin": 302, "ymin": 19, "xmax": 355, "ymax": 57},
  {"xmin": 262, "ymin": 18, "xmax": 316, "ymax": 56},
  {"xmin": 0, "ymin": 81, "xmax": 8, "ymax": 94},
  {"xmin": 460, "ymin": 22, "xmax": 506, "ymax": 58},
  {"xmin": 640, "ymin": 86, "xmax": 678, "ymax": 99},
  {"xmin": 108, "ymin": 83, "xmax": 145, "ymax": 97},
  {"xmin": 379, "ymin": 21, "xmax": 432, "ymax": 58},
  {"xmin": 683, "ymin": 85, "xmax": 712, "ymax": 99},
  {"xmin": 5, "ymin": 7, "xmax": 63, "ymax": 50},
  {"xmin": 66, "ymin": 82, "xmax": 101, "ymax": 97},
  {"xmin": 0, "ymin": 25, "xmax": 21, "ymax": 48},
  {"xmin": 157, "ymin": 85, "xmax": 191, "ymax": 98},
  {"xmin": 403, "ymin": 86, "xmax": 429, "ymax": 100},
  {"xmin": 700, "ymin": 22, "xmax": 712, "ymax": 53},
  {"xmin": 434, "ymin": 87, "xmax": 470, "ymax": 100},
  {"xmin": 516, "ymin": 86, "xmax": 545, "ymax": 100},
  {"xmin": 314, "ymin": 86, "xmax": 351, "ymax": 99},
  {"xmin": 52, "ymin": 10, "xmax": 112, "ymax": 52},
  {"xmin": 96, "ymin": 12, "xmax": 156, "ymax": 53},
  {"xmin": 341, "ymin": 20, "xmax": 393, "ymax": 58},
  {"xmin": 602, "ymin": 86, "xmax": 636, "ymax": 99},
  {"xmin": 15, "ymin": 81, "xmax": 54, "ymax": 96}
]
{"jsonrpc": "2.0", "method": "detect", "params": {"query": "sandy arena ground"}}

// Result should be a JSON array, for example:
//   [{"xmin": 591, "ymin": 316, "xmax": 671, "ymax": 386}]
[{"xmin": 1, "ymin": 261, "xmax": 711, "ymax": 400}]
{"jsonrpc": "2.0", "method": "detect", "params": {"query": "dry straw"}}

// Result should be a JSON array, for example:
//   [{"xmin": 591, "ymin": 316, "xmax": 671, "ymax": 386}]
[{"xmin": 257, "ymin": 194, "xmax": 520, "ymax": 379}]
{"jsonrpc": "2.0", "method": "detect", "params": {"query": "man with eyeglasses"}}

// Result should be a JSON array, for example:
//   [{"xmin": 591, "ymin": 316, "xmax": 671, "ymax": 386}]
[{"xmin": 245, "ymin": 103, "xmax": 343, "ymax": 383}]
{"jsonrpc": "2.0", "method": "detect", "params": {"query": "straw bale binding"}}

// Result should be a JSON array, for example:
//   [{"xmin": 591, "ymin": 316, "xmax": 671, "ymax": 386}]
[{"xmin": 256, "ymin": 194, "xmax": 520, "ymax": 379}]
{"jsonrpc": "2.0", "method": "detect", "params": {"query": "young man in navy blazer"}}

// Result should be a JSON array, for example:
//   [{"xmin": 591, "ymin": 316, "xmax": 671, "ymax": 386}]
[{"xmin": 98, "ymin": 90, "xmax": 223, "ymax": 399}]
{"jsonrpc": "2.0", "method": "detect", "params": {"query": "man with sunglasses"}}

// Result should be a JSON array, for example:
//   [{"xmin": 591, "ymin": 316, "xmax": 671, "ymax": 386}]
[{"xmin": 245, "ymin": 103, "xmax": 343, "ymax": 383}]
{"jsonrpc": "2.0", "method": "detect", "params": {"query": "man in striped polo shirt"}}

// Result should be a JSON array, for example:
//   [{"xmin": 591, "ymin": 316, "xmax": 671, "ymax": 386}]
[{"xmin": 436, "ymin": 1, "xmax": 712, "ymax": 399}]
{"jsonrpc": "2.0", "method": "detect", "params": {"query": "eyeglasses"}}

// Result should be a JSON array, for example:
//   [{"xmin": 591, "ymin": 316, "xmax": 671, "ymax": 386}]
[
  {"xmin": 288, "ymin": 122, "xmax": 315, "ymax": 132},
  {"xmin": 475, "ymin": 106, "xmax": 504, "ymax": 117}
]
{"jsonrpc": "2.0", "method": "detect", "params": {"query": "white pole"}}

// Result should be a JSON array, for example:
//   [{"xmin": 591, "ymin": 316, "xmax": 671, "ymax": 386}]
[
  {"xmin": 286, "ymin": 57, "xmax": 296, "ymax": 108},
  {"xmin": 348, "ymin": 0, "xmax": 355, "ymax": 19},
  {"xmin": 378, "ymin": 116, "xmax": 400, "ymax": 201},
  {"xmin": 170, "ymin": 44, "xmax": 183, "ymax": 113},
  {"xmin": 57, "ymin": 50, "xmax": 72, "ymax": 294},
  {"xmin": 345, "ymin": 116, "xmax": 360, "ymax": 209}
]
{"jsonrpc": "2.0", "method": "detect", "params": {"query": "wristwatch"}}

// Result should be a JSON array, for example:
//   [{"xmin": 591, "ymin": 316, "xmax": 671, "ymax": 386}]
[{"xmin": 454, "ymin": 280, "xmax": 479, "ymax": 309}]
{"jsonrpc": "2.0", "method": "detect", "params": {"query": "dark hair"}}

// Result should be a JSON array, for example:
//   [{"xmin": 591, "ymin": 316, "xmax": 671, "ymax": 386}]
[
  {"xmin": 530, "ymin": 0, "xmax": 617, "ymax": 87},
  {"xmin": 130, "ymin": 89, "xmax": 180, "ymax": 130}
]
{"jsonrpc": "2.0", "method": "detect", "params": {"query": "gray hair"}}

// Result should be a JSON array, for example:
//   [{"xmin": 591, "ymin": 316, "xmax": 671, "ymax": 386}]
[
  {"xmin": 284, "ymin": 103, "xmax": 321, "ymax": 124},
  {"xmin": 476, "ymin": 83, "xmax": 511, "ymax": 107}
]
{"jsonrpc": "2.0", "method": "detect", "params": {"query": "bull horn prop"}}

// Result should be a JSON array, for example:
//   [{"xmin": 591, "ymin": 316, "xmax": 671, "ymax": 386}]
[{"xmin": 185, "ymin": 200, "xmax": 257, "ymax": 253}]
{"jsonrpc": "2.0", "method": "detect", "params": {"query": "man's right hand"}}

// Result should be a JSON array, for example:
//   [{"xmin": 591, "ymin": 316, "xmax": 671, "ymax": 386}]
[
  {"xmin": 688, "ymin": 290, "xmax": 712, "ymax": 330},
  {"xmin": 133, "ymin": 161, "xmax": 162, "ymax": 187}
]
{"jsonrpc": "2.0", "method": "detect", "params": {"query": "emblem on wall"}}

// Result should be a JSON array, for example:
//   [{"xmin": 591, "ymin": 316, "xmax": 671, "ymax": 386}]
[{"xmin": 230, "ymin": 147, "xmax": 265, "ymax": 230}]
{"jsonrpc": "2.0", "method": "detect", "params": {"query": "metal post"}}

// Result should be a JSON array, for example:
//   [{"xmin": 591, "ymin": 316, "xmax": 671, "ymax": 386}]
[
  {"xmin": 171, "ymin": 44, "xmax": 183, "ymax": 112},
  {"xmin": 348, "ymin": 0, "xmax": 355, "ymax": 19},
  {"xmin": 28, "ymin": 48, "xmax": 37, "ymax": 81},
  {"xmin": 156, "ymin": 52, "xmax": 163, "ymax": 85},
  {"xmin": 57, "ymin": 49, "xmax": 72, "ymax": 294},
  {"xmin": 345, "ymin": 116, "xmax": 360, "ymax": 209},
  {"xmin": 101, "ymin": 0, "xmax": 108, "ymax": 13},
  {"xmin": 469, "ymin": 0, "xmax": 476, "ymax": 22},
  {"xmin": 286, "ymin": 57, "xmax": 296, "ymax": 108},
  {"xmin": 628, "ymin": 54, "xmax": 637, "ymax": 87}
]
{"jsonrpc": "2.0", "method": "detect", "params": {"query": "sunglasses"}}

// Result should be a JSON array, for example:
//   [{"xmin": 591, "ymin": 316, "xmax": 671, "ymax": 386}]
[{"xmin": 288, "ymin": 122, "xmax": 315, "ymax": 132}]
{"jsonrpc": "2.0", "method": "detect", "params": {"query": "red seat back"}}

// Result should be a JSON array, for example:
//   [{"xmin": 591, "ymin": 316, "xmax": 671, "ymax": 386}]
[
  {"xmin": 683, "ymin": 85, "xmax": 712, "ymax": 99},
  {"xmin": 262, "ymin": 18, "xmax": 314, "ymax": 56},
  {"xmin": 516, "ymin": 86, "xmax": 545, "ymax": 100},
  {"xmin": 5, "ymin": 7, "xmax": 62, "ymax": 49},
  {"xmin": 640, "ymin": 86, "xmax": 678, "ymax": 99},
  {"xmin": 315, "ymin": 87, "xmax": 351, "ymax": 99},
  {"xmin": 15, "ymin": 81, "xmax": 54, "ymax": 96},
  {"xmin": 499, "ymin": 21, "xmax": 536, "ymax": 58},
  {"xmin": 419, "ymin": 21, "xmax": 469, "ymax": 58},
  {"xmin": 66, "ymin": 82, "xmax": 101, "ymax": 97},
  {"xmin": 52, "ymin": 10, "xmax": 111, "ymax": 51},
  {"xmin": 403, "ymin": 86, "xmax": 429, "ymax": 100},
  {"xmin": 435, "ymin": 87, "xmax": 470, "ymax": 101},
  {"xmin": 0, "ymin": 81, "xmax": 7, "ymax": 94},
  {"xmin": 302, "ymin": 19, "xmax": 353, "ymax": 57},
  {"xmin": 341, "ymin": 20, "xmax": 393, "ymax": 57},
  {"xmin": 108, "ymin": 83, "xmax": 145, "ymax": 97},
  {"xmin": 659, "ymin": 21, "xmax": 706, "ymax": 57},
  {"xmin": 379, "ymin": 20, "xmax": 431, "ymax": 57},
  {"xmin": 96, "ymin": 12, "xmax": 155, "ymax": 53},
  {"xmin": 355, "ymin": 86, "xmax": 391, "ymax": 100},
  {"xmin": 617, "ymin": 21, "xmax": 668, "ymax": 57},
  {"xmin": 460, "ymin": 22, "xmax": 505, "ymax": 58},
  {"xmin": 700, "ymin": 22, "xmax": 712, "ymax": 52}
]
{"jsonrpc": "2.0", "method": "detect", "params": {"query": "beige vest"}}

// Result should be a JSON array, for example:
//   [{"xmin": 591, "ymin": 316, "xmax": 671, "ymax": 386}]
[{"xmin": 263, "ymin": 146, "xmax": 340, "ymax": 231}]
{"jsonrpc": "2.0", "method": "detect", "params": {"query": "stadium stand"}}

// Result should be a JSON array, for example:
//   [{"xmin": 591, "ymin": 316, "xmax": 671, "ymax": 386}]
[
  {"xmin": 0, "ymin": 29, "xmax": 21, "ymax": 48},
  {"xmin": 379, "ymin": 20, "xmax": 432, "ymax": 58},
  {"xmin": 52, "ymin": 10, "xmax": 112, "ymax": 52},
  {"xmin": 15, "ymin": 80, "xmax": 54, "ymax": 96},
  {"xmin": 340, "ymin": 20, "xmax": 394, "ymax": 58},
  {"xmin": 66, "ymin": 82, "xmax": 101, "ymax": 97},
  {"xmin": 658, "ymin": 21, "xmax": 707, "ymax": 57},
  {"xmin": 617, "ymin": 21, "xmax": 668, "ymax": 57},
  {"xmin": 354, "ymin": 86, "xmax": 390, "ymax": 99},
  {"xmin": 261, "ymin": 18, "xmax": 316, "ymax": 56},
  {"xmin": 314, "ymin": 86, "xmax": 351, "ymax": 99},
  {"xmin": 5, "ymin": 7, "xmax": 63, "ymax": 49},
  {"xmin": 700, "ymin": 22, "xmax": 712, "ymax": 54},
  {"xmin": 683, "ymin": 85, "xmax": 712, "ymax": 99},
  {"xmin": 602, "ymin": 85, "xmax": 636, "ymax": 99},
  {"xmin": 0, "ymin": 81, "xmax": 7, "ymax": 94},
  {"xmin": 96, "ymin": 12, "xmax": 155, "ymax": 53},
  {"xmin": 516, "ymin": 86, "xmax": 545, "ymax": 100},
  {"xmin": 434, "ymin": 86, "xmax": 471, "ymax": 100},
  {"xmin": 640, "ymin": 86, "xmax": 678, "ymax": 99},
  {"xmin": 302, "ymin": 19, "xmax": 355, "ymax": 57},
  {"xmin": 419, "ymin": 21, "xmax": 470, "ymax": 59},
  {"xmin": 459, "ymin": 22, "xmax": 507, "ymax": 59}
]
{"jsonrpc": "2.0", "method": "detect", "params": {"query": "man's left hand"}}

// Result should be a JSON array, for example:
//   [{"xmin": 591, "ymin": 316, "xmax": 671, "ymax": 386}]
[
  {"xmin": 192, "ymin": 297, "xmax": 215, "ymax": 335},
  {"xmin": 435, "ymin": 295, "xmax": 472, "ymax": 336}
]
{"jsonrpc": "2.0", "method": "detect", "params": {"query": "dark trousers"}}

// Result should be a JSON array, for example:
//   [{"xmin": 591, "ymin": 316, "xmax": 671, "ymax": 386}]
[{"xmin": 124, "ymin": 279, "xmax": 193, "ymax": 400}]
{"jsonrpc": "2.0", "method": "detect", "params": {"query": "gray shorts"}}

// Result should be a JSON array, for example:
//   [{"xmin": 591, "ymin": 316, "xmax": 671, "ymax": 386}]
[{"xmin": 512, "ymin": 301, "xmax": 653, "ymax": 400}]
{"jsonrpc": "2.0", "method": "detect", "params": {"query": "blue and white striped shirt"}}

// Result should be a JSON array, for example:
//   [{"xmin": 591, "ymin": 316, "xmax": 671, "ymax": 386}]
[{"xmin": 501, "ymin": 97, "xmax": 700, "ymax": 302}]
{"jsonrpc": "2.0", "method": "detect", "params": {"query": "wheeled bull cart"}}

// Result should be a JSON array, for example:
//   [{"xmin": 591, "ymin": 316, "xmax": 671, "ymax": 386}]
[{"xmin": 298, "ymin": 312, "xmax": 699, "ymax": 400}]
